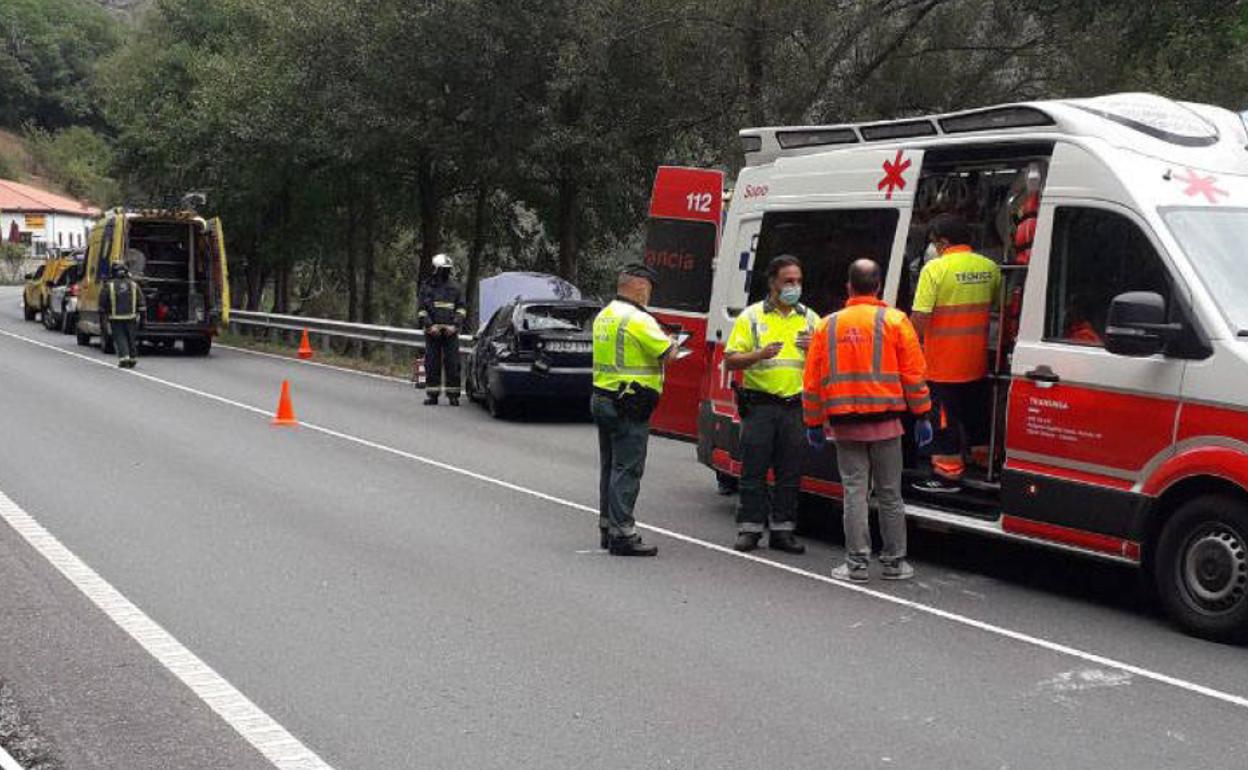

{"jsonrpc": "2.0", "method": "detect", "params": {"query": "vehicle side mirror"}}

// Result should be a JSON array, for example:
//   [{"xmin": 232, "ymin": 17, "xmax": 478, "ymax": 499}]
[{"xmin": 1104, "ymin": 291, "xmax": 1180, "ymax": 357}]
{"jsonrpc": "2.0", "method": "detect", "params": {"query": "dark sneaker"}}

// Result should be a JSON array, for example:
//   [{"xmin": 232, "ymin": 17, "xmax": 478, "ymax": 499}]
[
  {"xmin": 911, "ymin": 478, "xmax": 962, "ymax": 494},
  {"xmin": 609, "ymin": 534, "xmax": 658, "ymax": 557},
  {"xmin": 423, "ymin": 395, "xmax": 439, "ymax": 406},
  {"xmin": 831, "ymin": 563, "xmax": 869, "ymax": 583},
  {"xmin": 448, "ymin": 396, "xmax": 460, "ymax": 407},
  {"xmin": 881, "ymin": 560, "xmax": 915, "ymax": 581},
  {"xmin": 599, "ymin": 528, "xmax": 609, "ymax": 550},
  {"xmin": 116, "ymin": 359, "xmax": 127, "ymax": 368},
  {"xmin": 734, "ymin": 532, "xmax": 762, "ymax": 552},
  {"xmin": 768, "ymin": 531, "xmax": 806, "ymax": 554}
]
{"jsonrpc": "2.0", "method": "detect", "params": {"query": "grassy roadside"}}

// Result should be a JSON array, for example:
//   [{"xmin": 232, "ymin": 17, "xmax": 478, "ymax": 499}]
[{"xmin": 216, "ymin": 331, "xmax": 417, "ymax": 380}]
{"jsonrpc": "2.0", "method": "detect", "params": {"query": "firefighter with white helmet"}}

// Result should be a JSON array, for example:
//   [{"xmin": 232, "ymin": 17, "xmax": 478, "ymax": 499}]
[{"xmin": 418, "ymin": 253, "xmax": 467, "ymax": 405}]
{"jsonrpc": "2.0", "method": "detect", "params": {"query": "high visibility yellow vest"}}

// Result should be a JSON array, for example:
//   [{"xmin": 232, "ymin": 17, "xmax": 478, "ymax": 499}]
[
  {"xmin": 912, "ymin": 246, "xmax": 1001, "ymax": 382},
  {"xmin": 725, "ymin": 300, "xmax": 818, "ymax": 398},
  {"xmin": 592, "ymin": 299, "xmax": 673, "ymax": 393}
]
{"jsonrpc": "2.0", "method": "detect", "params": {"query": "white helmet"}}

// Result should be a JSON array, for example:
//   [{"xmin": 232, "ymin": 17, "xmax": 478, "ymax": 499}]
[{"xmin": 431, "ymin": 253, "xmax": 453, "ymax": 270}]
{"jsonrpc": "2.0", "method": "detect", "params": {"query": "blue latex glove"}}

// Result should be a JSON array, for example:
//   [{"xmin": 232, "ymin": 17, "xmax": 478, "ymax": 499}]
[
  {"xmin": 806, "ymin": 426, "xmax": 827, "ymax": 451},
  {"xmin": 914, "ymin": 417, "xmax": 934, "ymax": 448}
]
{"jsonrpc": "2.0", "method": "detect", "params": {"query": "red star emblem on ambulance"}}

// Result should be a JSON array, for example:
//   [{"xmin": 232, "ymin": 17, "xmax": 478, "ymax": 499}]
[
  {"xmin": 1175, "ymin": 168, "xmax": 1228, "ymax": 204},
  {"xmin": 878, "ymin": 150, "xmax": 911, "ymax": 200}
]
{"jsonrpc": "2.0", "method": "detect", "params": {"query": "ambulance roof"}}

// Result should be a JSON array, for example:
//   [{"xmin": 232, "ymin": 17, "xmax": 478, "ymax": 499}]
[{"xmin": 741, "ymin": 93, "xmax": 1248, "ymax": 172}]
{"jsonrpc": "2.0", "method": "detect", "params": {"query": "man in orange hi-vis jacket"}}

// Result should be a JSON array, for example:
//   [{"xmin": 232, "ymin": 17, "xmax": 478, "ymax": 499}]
[
  {"xmin": 909, "ymin": 214, "xmax": 1001, "ymax": 494},
  {"xmin": 803, "ymin": 259, "xmax": 931, "ymax": 583}
]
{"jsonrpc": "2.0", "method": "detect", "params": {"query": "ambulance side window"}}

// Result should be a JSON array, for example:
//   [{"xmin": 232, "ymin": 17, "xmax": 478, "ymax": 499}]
[
  {"xmin": 1044, "ymin": 207, "xmax": 1172, "ymax": 347},
  {"xmin": 749, "ymin": 209, "xmax": 900, "ymax": 317}
]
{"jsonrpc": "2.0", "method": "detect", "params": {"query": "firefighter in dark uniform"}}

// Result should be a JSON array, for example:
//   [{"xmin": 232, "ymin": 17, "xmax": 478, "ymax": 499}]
[
  {"xmin": 418, "ymin": 253, "xmax": 467, "ymax": 406},
  {"xmin": 99, "ymin": 262, "xmax": 146, "ymax": 369}
]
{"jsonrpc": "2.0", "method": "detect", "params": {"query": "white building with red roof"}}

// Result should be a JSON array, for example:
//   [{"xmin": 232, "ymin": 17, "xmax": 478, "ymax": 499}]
[{"xmin": 0, "ymin": 179, "xmax": 100, "ymax": 258}]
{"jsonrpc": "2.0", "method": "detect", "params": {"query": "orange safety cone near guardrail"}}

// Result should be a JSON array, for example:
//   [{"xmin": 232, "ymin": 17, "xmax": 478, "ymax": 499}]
[
  {"xmin": 272, "ymin": 380, "xmax": 298, "ymax": 426},
  {"xmin": 297, "ymin": 329, "xmax": 314, "ymax": 360}
]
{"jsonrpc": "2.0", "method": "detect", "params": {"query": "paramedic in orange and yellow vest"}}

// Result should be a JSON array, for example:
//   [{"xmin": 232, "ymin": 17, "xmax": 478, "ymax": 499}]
[
  {"xmin": 803, "ymin": 259, "xmax": 931, "ymax": 583},
  {"xmin": 909, "ymin": 214, "xmax": 1002, "ymax": 494}
]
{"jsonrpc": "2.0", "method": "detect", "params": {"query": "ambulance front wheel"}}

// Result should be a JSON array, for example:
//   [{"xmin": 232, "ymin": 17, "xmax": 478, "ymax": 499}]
[{"xmin": 1155, "ymin": 495, "xmax": 1248, "ymax": 644}]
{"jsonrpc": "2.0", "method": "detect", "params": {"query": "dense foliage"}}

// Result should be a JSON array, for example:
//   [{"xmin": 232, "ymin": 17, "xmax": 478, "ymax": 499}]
[{"xmin": 0, "ymin": 0, "xmax": 1245, "ymax": 322}]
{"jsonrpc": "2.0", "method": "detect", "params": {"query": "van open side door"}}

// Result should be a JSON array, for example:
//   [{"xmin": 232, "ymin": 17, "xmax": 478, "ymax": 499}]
[{"xmin": 207, "ymin": 218, "xmax": 230, "ymax": 326}]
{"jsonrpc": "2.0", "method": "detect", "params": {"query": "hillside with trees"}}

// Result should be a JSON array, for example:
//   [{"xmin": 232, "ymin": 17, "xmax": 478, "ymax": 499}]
[{"xmin": 2, "ymin": 0, "xmax": 1245, "ymax": 323}]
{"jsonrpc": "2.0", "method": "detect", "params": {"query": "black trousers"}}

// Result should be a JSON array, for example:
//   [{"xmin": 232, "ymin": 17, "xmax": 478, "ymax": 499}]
[
  {"xmin": 736, "ymin": 401, "xmax": 804, "ymax": 534},
  {"xmin": 111, "ymin": 320, "xmax": 138, "ymax": 361},
  {"xmin": 426, "ymin": 331, "xmax": 460, "ymax": 396}
]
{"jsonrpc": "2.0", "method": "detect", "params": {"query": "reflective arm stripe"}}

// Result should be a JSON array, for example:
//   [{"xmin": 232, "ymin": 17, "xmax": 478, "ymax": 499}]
[
  {"xmin": 594, "ymin": 363, "xmax": 662, "ymax": 375},
  {"xmin": 903, "ymin": 381, "xmax": 929, "ymax": 393}
]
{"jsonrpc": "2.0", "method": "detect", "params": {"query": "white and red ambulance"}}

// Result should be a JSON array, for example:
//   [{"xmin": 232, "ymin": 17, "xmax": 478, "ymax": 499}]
[
  {"xmin": 695, "ymin": 93, "xmax": 1248, "ymax": 642},
  {"xmin": 643, "ymin": 166, "xmax": 725, "ymax": 440}
]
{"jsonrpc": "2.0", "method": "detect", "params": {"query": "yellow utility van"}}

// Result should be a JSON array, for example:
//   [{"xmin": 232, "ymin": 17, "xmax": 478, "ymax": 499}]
[{"xmin": 76, "ymin": 208, "xmax": 229, "ymax": 355}]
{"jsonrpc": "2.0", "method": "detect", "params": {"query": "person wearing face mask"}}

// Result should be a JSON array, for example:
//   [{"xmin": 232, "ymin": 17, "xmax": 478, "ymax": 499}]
[
  {"xmin": 418, "ymin": 253, "xmax": 467, "ymax": 406},
  {"xmin": 723, "ymin": 255, "xmax": 820, "ymax": 553},
  {"xmin": 909, "ymin": 214, "xmax": 1001, "ymax": 493}
]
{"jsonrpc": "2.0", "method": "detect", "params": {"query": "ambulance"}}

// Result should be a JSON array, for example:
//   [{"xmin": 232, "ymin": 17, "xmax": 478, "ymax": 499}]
[{"xmin": 697, "ymin": 93, "xmax": 1248, "ymax": 642}]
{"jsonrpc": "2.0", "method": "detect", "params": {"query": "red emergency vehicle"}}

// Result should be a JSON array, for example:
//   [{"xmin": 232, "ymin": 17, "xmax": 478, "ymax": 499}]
[
  {"xmin": 644, "ymin": 166, "xmax": 724, "ymax": 439},
  {"xmin": 692, "ymin": 93, "xmax": 1248, "ymax": 642}
]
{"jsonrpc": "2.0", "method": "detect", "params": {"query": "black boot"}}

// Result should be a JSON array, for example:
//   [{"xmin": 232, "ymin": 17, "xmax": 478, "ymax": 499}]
[
  {"xmin": 448, "ymin": 395, "xmax": 460, "ymax": 407},
  {"xmin": 599, "ymin": 528, "xmax": 609, "ymax": 549},
  {"xmin": 769, "ymin": 531, "xmax": 806, "ymax": 554},
  {"xmin": 608, "ymin": 534, "xmax": 657, "ymax": 557},
  {"xmin": 734, "ymin": 532, "xmax": 761, "ymax": 552},
  {"xmin": 423, "ymin": 394, "xmax": 439, "ymax": 406}
]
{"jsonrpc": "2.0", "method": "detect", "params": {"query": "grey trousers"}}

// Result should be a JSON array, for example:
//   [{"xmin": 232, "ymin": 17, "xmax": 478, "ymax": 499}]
[
  {"xmin": 111, "ymin": 319, "xmax": 137, "ymax": 361},
  {"xmin": 591, "ymin": 393, "xmax": 650, "ymax": 537},
  {"xmin": 834, "ymin": 436, "xmax": 907, "ymax": 569},
  {"xmin": 737, "ymin": 402, "xmax": 803, "ymax": 534}
]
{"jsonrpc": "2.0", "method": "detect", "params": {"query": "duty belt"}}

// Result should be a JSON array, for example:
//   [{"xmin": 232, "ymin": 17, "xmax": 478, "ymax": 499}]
[{"xmin": 738, "ymin": 388, "xmax": 802, "ymax": 408}]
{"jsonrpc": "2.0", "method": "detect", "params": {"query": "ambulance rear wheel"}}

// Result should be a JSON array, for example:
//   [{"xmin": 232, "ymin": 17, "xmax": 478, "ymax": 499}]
[{"xmin": 1155, "ymin": 495, "xmax": 1248, "ymax": 643}]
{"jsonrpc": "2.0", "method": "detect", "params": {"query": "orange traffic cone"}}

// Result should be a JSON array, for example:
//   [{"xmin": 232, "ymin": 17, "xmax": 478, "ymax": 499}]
[
  {"xmin": 272, "ymin": 380, "xmax": 298, "ymax": 426},
  {"xmin": 297, "ymin": 329, "xmax": 313, "ymax": 360}
]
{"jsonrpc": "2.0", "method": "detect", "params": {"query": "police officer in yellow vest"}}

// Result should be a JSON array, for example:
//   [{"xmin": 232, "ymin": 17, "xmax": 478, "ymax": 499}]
[
  {"xmin": 724, "ymin": 255, "xmax": 819, "ymax": 553},
  {"xmin": 591, "ymin": 262, "xmax": 674, "ymax": 557},
  {"xmin": 99, "ymin": 262, "xmax": 146, "ymax": 369}
]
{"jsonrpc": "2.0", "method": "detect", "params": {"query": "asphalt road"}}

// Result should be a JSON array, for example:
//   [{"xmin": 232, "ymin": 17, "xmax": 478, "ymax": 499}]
[{"xmin": 1, "ymin": 285, "xmax": 1246, "ymax": 769}]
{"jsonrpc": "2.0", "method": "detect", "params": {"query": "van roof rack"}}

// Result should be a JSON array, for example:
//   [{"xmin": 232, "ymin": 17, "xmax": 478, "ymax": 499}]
[{"xmin": 739, "ymin": 93, "xmax": 1223, "ymax": 166}]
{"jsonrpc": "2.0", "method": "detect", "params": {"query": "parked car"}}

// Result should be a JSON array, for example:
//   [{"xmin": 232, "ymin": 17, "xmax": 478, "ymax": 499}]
[
  {"xmin": 21, "ymin": 257, "xmax": 77, "ymax": 321},
  {"xmin": 44, "ymin": 261, "xmax": 85, "ymax": 334},
  {"xmin": 466, "ymin": 299, "xmax": 601, "ymax": 418}
]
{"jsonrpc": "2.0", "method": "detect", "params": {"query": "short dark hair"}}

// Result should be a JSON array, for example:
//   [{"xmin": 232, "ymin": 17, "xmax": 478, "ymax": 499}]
[
  {"xmin": 766, "ymin": 255, "xmax": 802, "ymax": 280},
  {"xmin": 928, "ymin": 213, "xmax": 973, "ymax": 246},
  {"xmin": 848, "ymin": 259, "xmax": 881, "ymax": 295}
]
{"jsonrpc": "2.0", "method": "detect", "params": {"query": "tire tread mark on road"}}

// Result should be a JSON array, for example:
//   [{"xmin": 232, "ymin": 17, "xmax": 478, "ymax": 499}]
[{"xmin": 3, "ymin": 326, "xmax": 1248, "ymax": 714}]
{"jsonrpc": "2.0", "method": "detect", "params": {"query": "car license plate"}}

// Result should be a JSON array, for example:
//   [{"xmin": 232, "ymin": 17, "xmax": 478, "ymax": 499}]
[{"xmin": 545, "ymin": 340, "xmax": 590, "ymax": 354}]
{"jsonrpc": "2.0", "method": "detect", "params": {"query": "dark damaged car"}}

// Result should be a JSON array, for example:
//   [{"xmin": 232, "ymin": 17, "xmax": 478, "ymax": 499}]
[{"xmin": 466, "ymin": 300, "xmax": 601, "ymax": 418}]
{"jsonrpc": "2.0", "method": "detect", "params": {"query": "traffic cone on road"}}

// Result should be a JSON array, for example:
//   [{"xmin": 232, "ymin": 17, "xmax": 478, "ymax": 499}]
[
  {"xmin": 297, "ymin": 329, "xmax": 314, "ymax": 360},
  {"xmin": 272, "ymin": 380, "xmax": 298, "ymax": 426}
]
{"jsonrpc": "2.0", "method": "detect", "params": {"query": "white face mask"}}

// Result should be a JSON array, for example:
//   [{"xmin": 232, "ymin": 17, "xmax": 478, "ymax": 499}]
[{"xmin": 924, "ymin": 243, "xmax": 940, "ymax": 263}]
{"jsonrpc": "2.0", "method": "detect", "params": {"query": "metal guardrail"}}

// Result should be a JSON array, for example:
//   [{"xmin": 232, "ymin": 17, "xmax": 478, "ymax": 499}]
[{"xmin": 228, "ymin": 309, "xmax": 474, "ymax": 350}]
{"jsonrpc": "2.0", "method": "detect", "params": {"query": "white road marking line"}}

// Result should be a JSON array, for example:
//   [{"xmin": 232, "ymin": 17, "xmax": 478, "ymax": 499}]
[
  {"xmin": 3, "ymin": 325, "xmax": 1248, "ymax": 713},
  {"xmin": 0, "ymin": 487, "xmax": 333, "ymax": 770},
  {"xmin": 216, "ymin": 343, "xmax": 411, "ymax": 384},
  {"xmin": 0, "ymin": 744, "xmax": 24, "ymax": 770}
]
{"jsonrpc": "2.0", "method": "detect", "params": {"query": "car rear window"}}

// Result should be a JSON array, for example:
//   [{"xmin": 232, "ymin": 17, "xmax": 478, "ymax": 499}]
[{"xmin": 520, "ymin": 304, "xmax": 597, "ymax": 332}]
